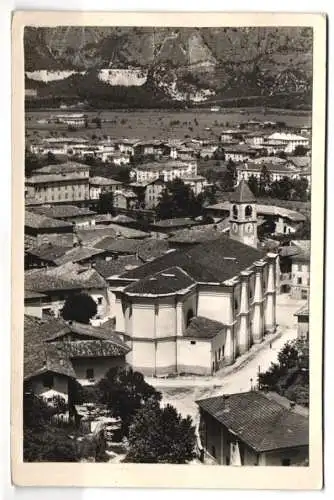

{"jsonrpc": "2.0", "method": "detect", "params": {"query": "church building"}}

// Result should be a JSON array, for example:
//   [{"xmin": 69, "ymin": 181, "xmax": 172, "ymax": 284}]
[{"xmin": 109, "ymin": 180, "xmax": 280, "ymax": 376}]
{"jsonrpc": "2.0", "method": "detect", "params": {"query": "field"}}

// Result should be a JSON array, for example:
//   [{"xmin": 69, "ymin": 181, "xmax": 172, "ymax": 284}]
[{"xmin": 25, "ymin": 108, "xmax": 312, "ymax": 143}]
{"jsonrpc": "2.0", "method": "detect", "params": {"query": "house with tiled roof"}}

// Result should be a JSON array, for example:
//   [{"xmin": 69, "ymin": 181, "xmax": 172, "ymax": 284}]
[
  {"xmin": 25, "ymin": 210, "xmax": 75, "ymax": 248},
  {"xmin": 197, "ymin": 391, "xmax": 309, "ymax": 466},
  {"xmin": 25, "ymin": 262, "xmax": 110, "ymax": 321},
  {"xmin": 294, "ymin": 303, "xmax": 309, "ymax": 340},
  {"xmin": 24, "ymin": 315, "xmax": 130, "ymax": 402},
  {"xmin": 25, "ymin": 163, "xmax": 90, "ymax": 205},
  {"xmin": 89, "ymin": 176, "xmax": 123, "ymax": 200},
  {"xmin": 30, "ymin": 204, "xmax": 97, "ymax": 229},
  {"xmin": 290, "ymin": 241, "xmax": 310, "ymax": 301}
]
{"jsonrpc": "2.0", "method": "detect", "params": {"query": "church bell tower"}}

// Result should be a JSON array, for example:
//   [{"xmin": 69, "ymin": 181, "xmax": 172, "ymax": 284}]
[{"xmin": 229, "ymin": 179, "xmax": 258, "ymax": 248}]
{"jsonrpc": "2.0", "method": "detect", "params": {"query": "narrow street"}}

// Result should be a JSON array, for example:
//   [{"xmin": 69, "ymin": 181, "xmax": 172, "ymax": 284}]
[{"xmin": 153, "ymin": 294, "xmax": 304, "ymax": 424}]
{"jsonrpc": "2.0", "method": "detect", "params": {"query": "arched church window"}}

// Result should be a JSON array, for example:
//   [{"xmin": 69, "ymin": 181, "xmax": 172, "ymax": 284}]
[
  {"xmin": 186, "ymin": 309, "xmax": 194, "ymax": 327},
  {"xmin": 245, "ymin": 205, "xmax": 253, "ymax": 217},
  {"xmin": 232, "ymin": 204, "xmax": 238, "ymax": 219}
]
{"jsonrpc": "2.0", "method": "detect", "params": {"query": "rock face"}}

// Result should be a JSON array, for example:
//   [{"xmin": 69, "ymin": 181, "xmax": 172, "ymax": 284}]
[{"xmin": 24, "ymin": 27, "xmax": 313, "ymax": 107}]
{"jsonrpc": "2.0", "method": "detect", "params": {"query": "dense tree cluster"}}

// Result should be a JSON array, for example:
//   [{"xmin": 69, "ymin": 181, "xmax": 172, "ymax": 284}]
[
  {"xmin": 23, "ymin": 392, "xmax": 78, "ymax": 462},
  {"xmin": 248, "ymin": 168, "xmax": 310, "ymax": 202},
  {"xmin": 98, "ymin": 367, "xmax": 162, "ymax": 436},
  {"xmin": 126, "ymin": 401, "xmax": 196, "ymax": 464},
  {"xmin": 156, "ymin": 178, "xmax": 217, "ymax": 219},
  {"xmin": 97, "ymin": 190, "xmax": 114, "ymax": 214},
  {"xmin": 98, "ymin": 367, "xmax": 196, "ymax": 463},
  {"xmin": 258, "ymin": 338, "xmax": 309, "ymax": 407}
]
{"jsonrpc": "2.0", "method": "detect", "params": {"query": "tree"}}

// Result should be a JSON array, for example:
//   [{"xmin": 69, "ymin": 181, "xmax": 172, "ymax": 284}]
[
  {"xmin": 258, "ymin": 338, "xmax": 309, "ymax": 407},
  {"xmin": 248, "ymin": 174, "xmax": 259, "ymax": 197},
  {"xmin": 23, "ymin": 392, "xmax": 79, "ymax": 462},
  {"xmin": 293, "ymin": 145, "xmax": 308, "ymax": 156},
  {"xmin": 259, "ymin": 165, "xmax": 271, "ymax": 195},
  {"xmin": 97, "ymin": 190, "xmax": 114, "ymax": 214},
  {"xmin": 114, "ymin": 166, "xmax": 131, "ymax": 184},
  {"xmin": 25, "ymin": 150, "xmax": 43, "ymax": 177},
  {"xmin": 156, "ymin": 178, "xmax": 203, "ymax": 219},
  {"xmin": 225, "ymin": 159, "xmax": 237, "ymax": 189},
  {"xmin": 98, "ymin": 367, "xmax": 162, "ymax": 436},
  {"xmin": 62, "ymin": 293, "xmax": 97, "ymax": 324},
  {"xmin": 293, "ymin": 219, "xmax": 311, "ymax": 240},
  {"xmin": 46, "ymin": 151, "xmax": 60, "ymax": 165},
  {"xmin": 126, "ymin": 401, "xmax": 196, "ymax": 464}
]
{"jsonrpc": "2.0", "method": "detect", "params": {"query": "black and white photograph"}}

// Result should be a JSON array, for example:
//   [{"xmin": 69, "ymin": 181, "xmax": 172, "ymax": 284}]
[{"xmin": 11, "ymin": 11, "xmax": 326, "ymax": 489}]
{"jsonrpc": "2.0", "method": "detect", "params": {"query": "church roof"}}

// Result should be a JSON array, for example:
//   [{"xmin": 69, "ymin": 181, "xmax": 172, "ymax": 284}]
[
  {"xmin": 120, "ymin": 235, "xmax": 265, "ymax": 285},
  {"xmin": 124, "ymin": 266, "xmax": 196, "ymax": 296},
  {"xmin": 230, "ymin": 180, "xmax": 256, "ymax": 203}
]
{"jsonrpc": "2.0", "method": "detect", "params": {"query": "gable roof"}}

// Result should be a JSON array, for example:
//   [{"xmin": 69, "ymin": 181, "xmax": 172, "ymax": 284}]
[
  {"xmin": 24, "ymin": 315, "xmax": 130, "ymax": 380},
  {"xmin": 94, "ymin": 256, "xmax": 142, "ymax": 279},
  {"xmin": 120, "ymin": 235, "xmax": 265, "ymax": 285},
  {"xmin": 31, "ymin": 205, "xmax": 96, "ymax": 219},
  {"xmin": 230, "ymin": 180, "xmax": 256, "ymax": 203},
  {"xmin": 54, "ymin": 246, "xmax": 106, "ymax": 266},
  {"xmin": 90, "ymin": 176, "xmax": 122, "ymax": 186},
  {"xmin": 26, "ymin": 244, "xmax": 72, "ymax": 263},
  {"xmin": 25, "ymin": 262, "xmax": 107, "ymax": 292},
  {"xmin": 95, "ymin": 237, "xmax": 142, "ymax": 254},
  {"xmin": 33, "ymin": 161, "xmax": 89, "ymax": 175},
  {"xmin": 124, "ymin": 266, "xmax": 196, "ymax": 296},
  {"xmin": 196, "ymin": 391, "xmax": 309, "ymax": 452},
  {"xmin": 76, "ymin": 226, "xmax": 148, "ymax": 246},
  {"xmin": 25, "ymin": 211, "xmax": 73, "ymax": 230},
  {"xmin": 294, "ymin": 303, "xmax": 309, "ymax": 317},
  {"xmin": 184, "ymin": 316, "xmax": 227, "ymax": 339}
]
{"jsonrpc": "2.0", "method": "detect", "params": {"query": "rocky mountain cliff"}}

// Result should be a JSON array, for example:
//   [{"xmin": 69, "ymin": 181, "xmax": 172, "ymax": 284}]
[{"xmin": 24, "ymin": 27, "xmax": 313, "ymax": 108}]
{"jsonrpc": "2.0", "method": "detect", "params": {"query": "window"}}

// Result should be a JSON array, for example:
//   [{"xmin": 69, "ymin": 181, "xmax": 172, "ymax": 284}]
[
  {"xmin": 97, "ymin": 297, "xmax": 103, "ymax": 305},
  {"xmin": 245, "ymin": 205, "xmax": 253, "ymax": 217},
  {"xmin": 232, "ymin": 204, "xmax": 238, "ymax": 219},
  {"xmin": 234, "ymin": 298, "xmax": 238, "ymax": 312},
  {"xmin": 86, "ymin": 368, "xmax": 94, "ymax": 380},
  {"xmin": 43, "ymin": 373, "xmax": 54, "ymax": 388},
  {"xmin": 222, "ymin": 345, "xmax": 225, "ymax": 358},
  {"xmin": 42, "ymin": 307, "xmax": 52, "ymax": 318},
  {"xmin": 211, "ymin": 446, "xmax": 216, "ymax": 458},
  {"xmin": 281, "ymin": 458, "xmax": 291, "ymax": 466},
  {"xmin": 186, "ymin": 309, "xmax": 194, "ymax": 326},
  {"xmin": 190, "ymin": 340, "xmax": 196, "ymax": 345},
  {"xmin": 218, "ymin": 348, "xmax": 222, "ymax": 360},
  {"xmin": 297, "ymin": 277, "xmax": 302, "ymax": 285},
  {"xmin": 301, "ymin": 289, "xmax": 308, "ymax": 300}
]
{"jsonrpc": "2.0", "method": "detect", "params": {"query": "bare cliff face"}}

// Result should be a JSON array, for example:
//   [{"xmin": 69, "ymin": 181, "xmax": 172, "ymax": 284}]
[{"xmin": 24, "ymin": 27, "xmax": 313, "ymax": 107}]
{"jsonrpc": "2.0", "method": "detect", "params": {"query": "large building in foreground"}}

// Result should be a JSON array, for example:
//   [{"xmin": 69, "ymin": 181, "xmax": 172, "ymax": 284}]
[{"xmin": 108, "ymin": 182, "xmax": 279, "ymax": 376}]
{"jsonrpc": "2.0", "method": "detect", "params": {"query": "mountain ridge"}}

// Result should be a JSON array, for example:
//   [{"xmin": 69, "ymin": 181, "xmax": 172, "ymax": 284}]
[{"xmin": 24, "ymin": 27, "xmax": 313, "ymax": 108}]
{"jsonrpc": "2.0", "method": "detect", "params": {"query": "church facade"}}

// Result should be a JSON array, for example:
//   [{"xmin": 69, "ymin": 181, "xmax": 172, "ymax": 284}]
[{"xmin": 108, "ymin": 181, "xmax": 280, "ymax": 376}]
